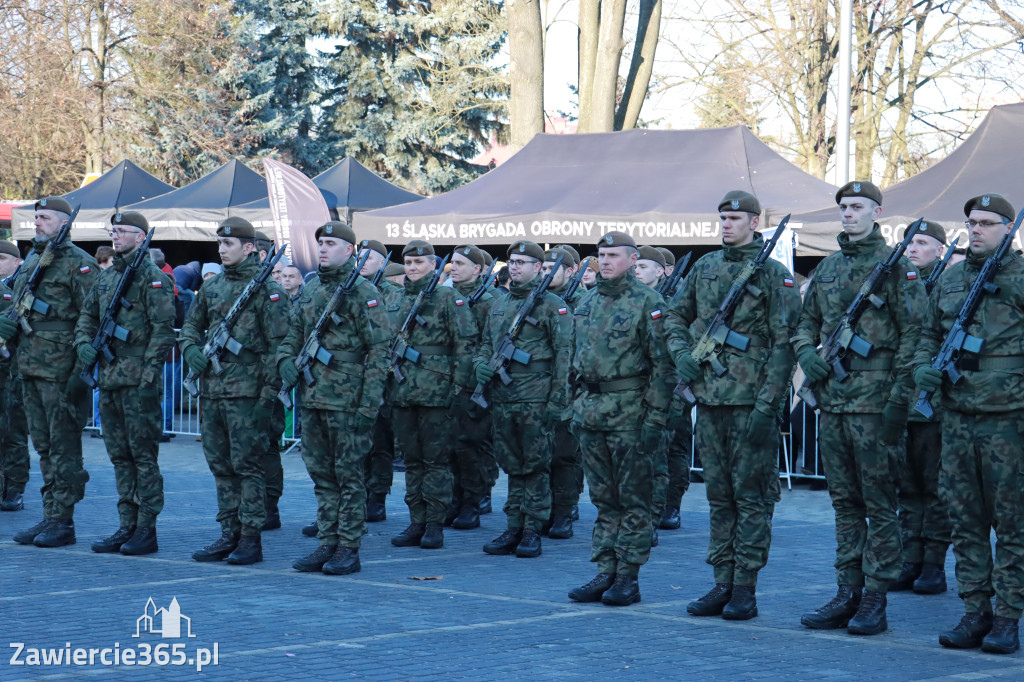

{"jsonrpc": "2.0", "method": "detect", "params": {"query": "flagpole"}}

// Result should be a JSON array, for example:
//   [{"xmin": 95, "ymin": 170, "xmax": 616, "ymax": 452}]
[{"xmin": 836, "ymin": 0, "xmax": 853, "ymax": 185}]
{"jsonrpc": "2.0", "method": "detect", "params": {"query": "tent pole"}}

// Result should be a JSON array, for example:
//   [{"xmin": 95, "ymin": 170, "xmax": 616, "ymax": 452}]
[{"xmin": 836, "ymin": 0, "xmax": 853, "ymax": 185}]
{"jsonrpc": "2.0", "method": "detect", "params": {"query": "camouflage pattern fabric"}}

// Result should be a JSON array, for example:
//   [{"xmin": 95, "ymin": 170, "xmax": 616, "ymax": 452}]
[
  {"xmin": 365, "ymin": 412, "xmax": 395, "ymax": 498},
  {"xmin": 22, "ymin": 378, "xmax": 90, "ymax": 520},
  {"xmin": 650, "ymin": 435, "xmax": 669, "ymax": 527},
  {"xmin": 392, "ymin": 405, "xmax": 453, "ymax": 524},
  {"xmin": 98, "ymin": 386, "xmax": 164, "ymax": 527},
  {"xmin": 492, "ymin": 402, "xmax": 553, "ymax": 531},
  {"xmin": 550, "ymin": 420, "xmax": 582, "ymax": 517},
  {"xmin": 665, "ymin": 408, "xmax": 693, "ymax": 509},
  {"xmin": 200, "ymin": 397, "xmax": 267, "ymax": 534},
  {"xmin": 0, "ymin": 282, "xmax": 29, "ymax": 496},
  {"xmin": 898, "ymin": 420, "xmax": 950, "ymax": 565},
  {"xmin": 263, "ymin": 401, "xmax": 286, "ymax": 503}
]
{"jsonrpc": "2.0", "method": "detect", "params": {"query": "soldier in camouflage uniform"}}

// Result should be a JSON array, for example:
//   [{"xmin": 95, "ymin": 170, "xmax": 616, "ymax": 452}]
[
  {"xmin": 794, "ymin": 181, "xmax": 924, "ymax": 635},
  {"xmin": 388, "ymin": 240, "xmax": 477, "ymax": 550},
  {"xmin": 179, "ymin": 217, "xmax": 289, "ymax": 565},
  {"xmin": 914, "ymin": 194, "xmax": 1024, "ymax": 654},
  {"xmin": 476, "ymin": 240, "xmax": 571, "ymax": 558},
  {"xmin": 892, "ymin": 221, "xmax": 952, "ymax": 595},
  {"xmin": 74, "ymin": 212, "xmax": 176, "ymax": 555},
  {"xmin": 277, "ymin": 222, "xmax": 390, "ymax": 575},
  {"xmin": 0, "ymin": 197, "xmax": 97, "ymax": 548},
  {"xmin": 567, "ymin": 231, "xmax": 673, "ymax": 607},
  {"xmin": 665, "ymin": 191, "xmax": 800, "ymax": 621},
  {"xmin": 0, "ymin": 240, "xmax": 29, "ymax": 512}
]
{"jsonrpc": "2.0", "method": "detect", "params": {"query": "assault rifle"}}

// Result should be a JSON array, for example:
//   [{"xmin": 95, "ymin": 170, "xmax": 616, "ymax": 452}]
[
  {"xmin": 183, "ymin": 246, "xmax": 287, "ymax": 397},
  {"xmin": 923, "ymin": 236, "xmax": 960, "ymax": 295},
  {"xmin": 80, "ymin": 228, "xmax": 156, "ymax": 387},
  {"xmin": 470, "ymin": 252, "xmax": 564, "ymax": 409},
  {"xmin": 468, "ymin": 260, "xmax": 497, "ymax": 307},
  {"xmin": 388, "ymin": 253, "xmax": 450, "ymax": 383},
  {"xmin": 562, "ymin": 256, "xmax": 592, "ymax": 301},
  {"xmin": 658, "ymin": 251, "xmax": 692, "ymax": 299},
  {"xmin": 914, "ymin": 210, "xmax": 1024, "ymax": 419},
  {"xmin": 371, "ymin": 250, "xmax": 391, "ymax": 288},
  {"xmin": 0, "ymin": 205, "xmax": 80, "ymax": 359},
  {"xmin": 673, "ymin": 216, "xmax": 790, "ymax": 405},
  {"xmin": 797, "ymin": 218, "xmax": 924, "ymax": 410},
  {"xmin": 278, "ymin": 249, "xmax": 370, "ymax": 408}
]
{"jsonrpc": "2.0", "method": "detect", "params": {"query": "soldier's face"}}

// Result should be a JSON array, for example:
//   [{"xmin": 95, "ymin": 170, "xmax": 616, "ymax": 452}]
[
  {"xmin": 541, "ymin": 261, "xmax": 568, "ymax": 288},
  {"xmin": 507, "ymin": 256, "xmax": 541, "ymax": 285},
  {"xmin": 0, "ymin": 253, "xmax": 19, "ymax": 278},
  {"xmin": 634, "ymin": 259, "xmax": 664, "ymax": 287},
  {"xmin": 720, "ymin": 211, "xmax": 758, "ymax": 246},
  {"xmin": 906, "ymin": 234, "xmax": 943, "ymax": 269},
  {"xmin": 404, "ymin": 255, "xmax": 433, "ymax": 282},
  {"xmin": 280, "ymin": 266, "xmax": 302, "ymax": 294},
  {"xmin": 598, "ymin": 246, "xmax": 637, "ymax": 280},
  {"xmin": 218, "ymin": 237, "xmax": 253, "ymax": 267},
  {"xmin": 111, "ymin": 226, "xmax": 145, "ymax": 255},
  {"xmin": 318, "ymin": 237, "xmax": 353, "ymax": 268},
  {"xmin": 34, "ymin": 210, "xmax": 67, "ymax": 239},
  {"xmin": 967, "ymin": 209, "xmax": 1010, "ymax": 254},
  {"xmin": 271, "ymin": 262, "xmax": 285, "ymax": 284},
  {"xmin": 582, "ymin": 268, "xmax": 597, "ymax": 286},
  {"xmin": 450, "ymin": 252, "xmax": 481, "ymax": 284},
  {"xmin": 663, "ymin": 264, "xmax": 674, "ymax": 277},
  {"xmin": 839, "ymin": 198, "xmax": 882, "ymax": 241},
  {"xmin": 359, "ymin": 250, "xmax": 385, "ymax": 277}
]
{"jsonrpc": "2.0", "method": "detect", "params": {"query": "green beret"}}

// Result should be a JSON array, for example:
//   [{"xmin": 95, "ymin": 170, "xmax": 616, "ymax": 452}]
[
  {"xmin": 637, "ymin": 245, "xmax": 666, "ymax": 267},
  {"xmin": 453, "ymin": 243, "xmax": 486, "ymax": 266},
  {"xmin": 836, "ymin": 180, "xmax": 883, "ymax": 206},
  {"xmin": 480, "ymin": 250, "xmax": 494, "ymax": 267},
  {"xmin": 655, "ymin": 247, "xmax": 675, "ymax": 266},
  {"xmin": 216, "ymin": 216, "xmax": 255, "ymax": 239},
  {"xmin": 0, "ymin": 240, "xmax": 20, "ymax": 258},
  {"xmin": 507, "ymin": 240, "xmax": 544, "ymax": 261},
  {"xmin": 254, "ymin": 231, "xmax": 273, "ymax": 249},
  {"xmin": 718, "ymin": 190, "xmax": 760, "ymax": 215},
  {"xmin": 315, "ymin": 221, "xmax": 356, "ymax": 244},
  {"xmin": 544, "ymin": 247, "xmax": 572, "ymax": 268},
  {"xmin": 35, "ymin": 196, "xmax": 72, "ymax": 216},
  {"xmin": 384, "ymin": 262, "xmax": 406, "ymax": 277},
  {"xmin": 403, "ymin": 240, "xmax": 434, "ymax": 257},
  {"xmin": 597, "ymin": 231, "xmax": 637, "ymax": 249},
  {"xmin": 917, "ymin": 220, "xmax": 947, "ymax": 246},
  {"xmin": 555, "ymin": 244, "xmax": 581, "ymax": 265},
  {"xmin": 964, "ymin": 193, "xmax": 1015, "ymax": 223},
  {"xmin": 110, "ymin": 211, "xmax": 149, "ymax": 232},
  {"xmin": 359, "ymin": 239, "xmax": 387, "ymax": 257}
]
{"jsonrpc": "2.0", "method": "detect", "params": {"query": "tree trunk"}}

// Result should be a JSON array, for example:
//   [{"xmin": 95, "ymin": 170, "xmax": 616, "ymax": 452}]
[
  {"xmin": 576, "ymin": 0, "xmax": 600, "ymax": 133},
  {"xmin": 614, "ymin": 0, "xmax": 660, "ymax": 131},
  {"xmin": 508, "ymin": 0, "xmax": 545, "ymax": 151},
  {"xmin": 588, "ymin": 0, "xmax": 626, "ymax": 132},
  {"xmin": 83, "ymin": 0, "xmax": 108, "ymax": 178}
]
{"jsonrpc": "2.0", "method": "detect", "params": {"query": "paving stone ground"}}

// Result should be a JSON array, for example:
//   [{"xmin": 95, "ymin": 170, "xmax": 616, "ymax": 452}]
[{"xmin": 1, "ymin": 435, "xmax": 1019, "ymax": 680}]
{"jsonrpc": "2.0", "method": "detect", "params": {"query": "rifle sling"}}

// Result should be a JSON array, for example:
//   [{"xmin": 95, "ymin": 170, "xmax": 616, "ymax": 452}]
[
  {"xmin": 958, "ymin": 356, "xmax": 1024, "ymax": 372},
  {"xmin": 321, "ymin": 349, "xmax": 367, "ymax": 365},
  {"xmin": 219, "ymin": 348, "xmax": 260, "ymax": 364},
  {"xmin": 410, "ymin": 344, "xmax": 451, "ymax": 356},
  {"xmin": 506, "ymin": 359, "xmax": 552, "ymax": 374},
  {"xmin": 107, "ymin": 346, "xmax": 146, "ymax": 358},
  {"xmin": 30, "ymin": 320, "xmax": 75, "ymax": 332},
  {"xmin": 846, "ymin": 352, "xmax": 894, "ymax": 371},
  {"xmin": 579, "ymin": 376, "xmax": 647, "ymax": 394}
]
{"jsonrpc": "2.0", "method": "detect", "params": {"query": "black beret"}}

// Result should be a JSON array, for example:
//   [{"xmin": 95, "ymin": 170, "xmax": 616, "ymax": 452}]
[
  {"xmin": 507, "ymin": 240, "xmax": 544, "ymax": 261},
  {"xmin": 655, "ymin": 247, "xmax": 675, "ymax": 266},
  {"xmin": 110, "ymin": 211, "xmax": 149, "ymax": 231},
  {"xmin": 637, "ymin": 245, "xmax": 666, "ymax": 267},
  {"xmin": 836, "ymin": 180, "xmax": 883, "ymax": 206},
  {"xmin": 35, "ymin": 196, "xmax": 72, "ymax": 216},
  {"xmin": 359, "ymin": 239, "xmax": 387, "ymax": 257},
  {"xmin": 718, "ymin": 190, "xmax": 760, "ymax": 215},
  {"xmin": 917, "ymin": 220, "xmax": 947, "ymax": 246},
  {"xmin": 964, "ymin": 194, "xmax": 1015, "ymax": 223},
  {"xmin": 384, "ymin": 262, "xmax": 406, "ymax": 277},
  {"xmin": 597, "ymin": 231, "xmax": 637, "ymax": 249},
  {"xmin": 216, "ymin": 216, "xmax": 255, "ymax": 239},
  {"xmin": 403, "ymin": 240, "xmax": 435, "ymax": 257},
  {"xmin": 554, "ymin": 244, "xmax": 581, "ymax": 265},
  {"xmin": 0, "ymin": 240, "xmax": 20, "ymax": 258},
  {"xmin": 544, "ymin": 247, "xmax": 572, "ymax": 268},
  {"xmin": 315, "ymin": 221, "xmax": 356, "ymax": 244},
  {"xmin": 453, "ymin": 243, "xmax": 486, "ymax": 266}
]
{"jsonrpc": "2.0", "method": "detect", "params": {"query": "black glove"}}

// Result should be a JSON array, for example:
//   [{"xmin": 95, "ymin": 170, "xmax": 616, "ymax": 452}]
[
  {"xmin": 797, "ymin": 346, "xmax": 829, "ymax": 383},
  {"xmin": 881, "ymin": 401, "xmax": 910, "ymax": 445}
]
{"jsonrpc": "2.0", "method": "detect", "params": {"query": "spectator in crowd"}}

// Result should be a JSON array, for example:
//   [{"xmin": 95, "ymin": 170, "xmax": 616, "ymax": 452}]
[
  {"xmin": 202, "ymin": 263, "xmax": 222, "ymax": 280},
  {"xmin": 95, "ymin": 246, "xmax": 114, "ymax": 270},
  {"xmin": 279, "ymin": 265, "xmax": 303, "ymax": 302},
  {"xmin": 173, "ymin": 261, "xmax": 202, "ymax": 293}
]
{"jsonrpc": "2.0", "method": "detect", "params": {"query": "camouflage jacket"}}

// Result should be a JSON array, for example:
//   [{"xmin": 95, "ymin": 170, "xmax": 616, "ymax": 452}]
[
  {"xmin": 276, "ymin": 259, "xmax": 391, "ymax": 418},
  {"xmin": 665, "ymin": 235, "xmax": 801, "ymax": 410},
  {"xmin": 793, "ymin": 225, "xmax": 925, "ymax": 413},
  {"xmin": 551, "ymin": 281, "xmax": 584, "ymax": 312},
  {"xmin": 456, "ymin": 277, "xmax": 496, "ymax": 334},
  {"xmin": 475, "ymin": 277, "xmax": 571, "ymax": 407},
  {"xmin": 377, "ymin": 279, "xmax": 404, "ymax": 309},
  {"xmin": 74, "ymin": 248, "xmax": 176, "ymax": 389},
  {"xmin": 0, "ymin": 280, "xmax": 14, "ymax": 381},
  {"xmin": 908, "ymin": 258, "xmax": 941, "ymax": 423},
  {"xmin": 571, "ymin": 270, "xmax": 673, "ymax": 430},
  {"xmin": 913, "ymin": 248, "xmax": 1024, "ymax": 414},
  {"xmin": 178, "ymin": 253, "xmax": 289, "ymax": 402},
  {"xmin": 386, "ymin": 273, "xmax": 478, "ymax": 407},
  {"xmin": 8, "ymin": 238, "xmax": 97, "ymax": 382}
]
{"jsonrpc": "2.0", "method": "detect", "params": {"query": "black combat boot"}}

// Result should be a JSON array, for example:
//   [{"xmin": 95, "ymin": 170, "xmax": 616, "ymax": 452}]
[
  {"xmin": 302, "ymin": 519, "xmax": 319, "ymax": 537},
  {"xmin": 13, "ymin": 519, "xmax": 51, "ymax": 545},
  {"xmin": 483, "ymin": 528, "xmax": 523, "ymax": 555},
  {"xmin": 262, "ymin": 499, "xmax": 281, "ymax": 531},
  {"xmin": 451, "ymin": 503, "xmax": 480, "ymax": 530},
  {"xmin": 569, "ymin": 573, "xmax": 615, "ymax": 603},
  {"xmin": 420, "ymin": 523, "xmax": 444, "ymax": 549},
  {"xmin": 91, "ymin": 526, "xmax": 136, "ymax": 554},
  {"xmin": 722, "ymin": 585, "xmax": 758, "ymax": 620},
  {"xmin": 365, "ymin": 494, "xmax": 387, "ymax": 523},
  {"xmin": 478, "ymin": 493, "xmax": 492, "ymax": 515},
  {"xmin": 34, "ymin": 519, "xmax": 76, "ymax": 547},
  {"xmin": 227, "ymin": 534, "xmax": 263, "ymax": 565},
  {"xmin": 391, "ymin": 523, "xmax": 426, "ymax": 547},
  {"xmin": 293, "ymin": 545, "xmax": 335, "ymax": 572},
  {"xmin": 1, "ymin": 490, "xmax": 24, "ymax": 511},
  {"xmin": 601, "ymin": 575, "xmax": 641, "ymax": 606},
  {"xmin": 939, "ymin": 612, "xmax": 993, "ymax": 649},
  {"xmin": 890, "ymin": 561, "xmax": 922, "ymax": 591},
  {"xmin": 322, "ymin": 547, "xmax": 361, "ymax": 575},
  {"xmin": 913, "ymin": 563, "xmax": 947, "ymax": 594},
  {"xmin": 659, "ymin": 506, "xmax": 681, "ymax": 530},
  {"xmin": 800, "ymin": 586, "xmax": 862, "ymax": 629},
  {"xmin": 548, "ymin": 515, "xmax": 573, "ymax": 539},
  {"xmin": 981, "ymin": 616, "xmax": 1020, "ymax": 654},
  {"xmin": 443, "ymin": 500, "xmax": 461, "ymax": 527},
  {"xmin": 687, "ymin": 583, "xmax": 733, "ymax": 617},
  {"xmin": 120, "ymin": 527, "xmax": 158, "ymax": 555},
  {"xmin": 192, "ymin": 531, "xmax": 241, "ymax": 562},
  {"xmin": 847, "ymin": 590, "xmax": 887, "ymax": 635},
  {"xmin": 516, "ymin": 530, "xmax": 542, "ymax": 558}
]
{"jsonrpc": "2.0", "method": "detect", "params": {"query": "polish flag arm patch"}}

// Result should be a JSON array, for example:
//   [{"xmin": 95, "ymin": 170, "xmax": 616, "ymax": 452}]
[
  {"xmin": 269, "ymin": 293, "xmax": 280, "ymax": 301},
  {"xmin": 557, "ymin": 307, "xmax": 568, "ymax": 315},
  {"xmin": 907, "ymin": 271, "xmax": 918, "ymax": 280},
  {"xmin": 783, "ymin": 278, "xmax": 794, "ymax": 287},
  {"xmin": 2, "ymin": 293, "xmax": 11, "ymax": 300},
  {"xmin": 455, "ymin": 299, "xmax": 465, "ymax": 306},
  {"xmin": 650, "ymin": 309, "xmax": 663, "ymax": 319},
  {"xmin": 79, "ymin": 266, "xmax": 91, "ymax": 274},
  {"xmin": 367, "ymin": 299, "xmax": 379, "ymax": 308},
  {"xmin": 151, "ymin": 281, "xmax": 163, "ymax": 288}
]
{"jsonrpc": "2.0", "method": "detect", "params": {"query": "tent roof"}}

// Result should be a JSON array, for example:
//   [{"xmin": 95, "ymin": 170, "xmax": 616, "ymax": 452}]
[
  {"xmin": 789, "ymin": 103, "xmax": 1024, "ymax": 255},
  {"xmin": 11, "ymin": 160, "xmax": 174, "ymax": 240},
  {"xmin": 353, "ymin": 127, "xmax": 836, "ymax": 252}
]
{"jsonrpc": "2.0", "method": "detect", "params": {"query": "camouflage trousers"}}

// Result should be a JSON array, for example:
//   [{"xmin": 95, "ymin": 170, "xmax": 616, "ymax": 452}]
[
  {"xmin": 0, "ymin": 371, "xmax": 30, "ymax": 495},
  {"xmin": 550, "ymin": 420, "xmax": 582, "ymax": 517},
  {"xmin": 493, "ymin": 402, "xmax": 552, "ymax": 532},
  {"xmin": 200, "ymin": 397, "xmax": 267, "ymax": 536},
  {"xmin": 392, "ymin": 405, "xmax": 453, "ymax": 525},
  {"xmin": 262, "ymin": 400, "xmax": 286, "ymax": 503},
  {"xmin": 666, "ymin": 407, "xmax": 693, "ymax": 510},
  {"xmin": 99, "ymin": 386, "xmax": 165, "ymax": 527},
  {"xmin": 819, "ymin": 411, "xmax": 902, "ymax": 593},
  {"xmin": 898, "ymin": 420, "xmax": 950, "ymax": 565},
  {"xmin": 364, "ymin": 407, "xmax": 394, "ymax": 498},
  {"xmin": 450, "ymin": 391, "xmax": 494, "ymax": 507},
  {"xmin": 941, "ymin": 410, "xmax": 1024, "ymax": 619},
  {"xmin": 695, "ymin": 405, "xmax": 777, "ymax": 586},
  {"xmin": 301, "ymin": 408, "xmax": 372, "ymax": 549},
  {"xmin": 22, "ymin": 377, "xmax": 89, "ymax": 520},
  {"xmin": 650, "ymin": 431, "xmax": 669, "ymax": 527},
  {"xmin": 577, "ymin": 426, "xmax": 653, "ymax": 576}
]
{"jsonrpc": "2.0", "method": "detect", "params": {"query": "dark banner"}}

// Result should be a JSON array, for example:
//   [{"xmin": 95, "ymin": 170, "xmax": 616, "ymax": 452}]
[{"xmin": 264, "ymin": 159, "xmax": 330, "ymax": 274}]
